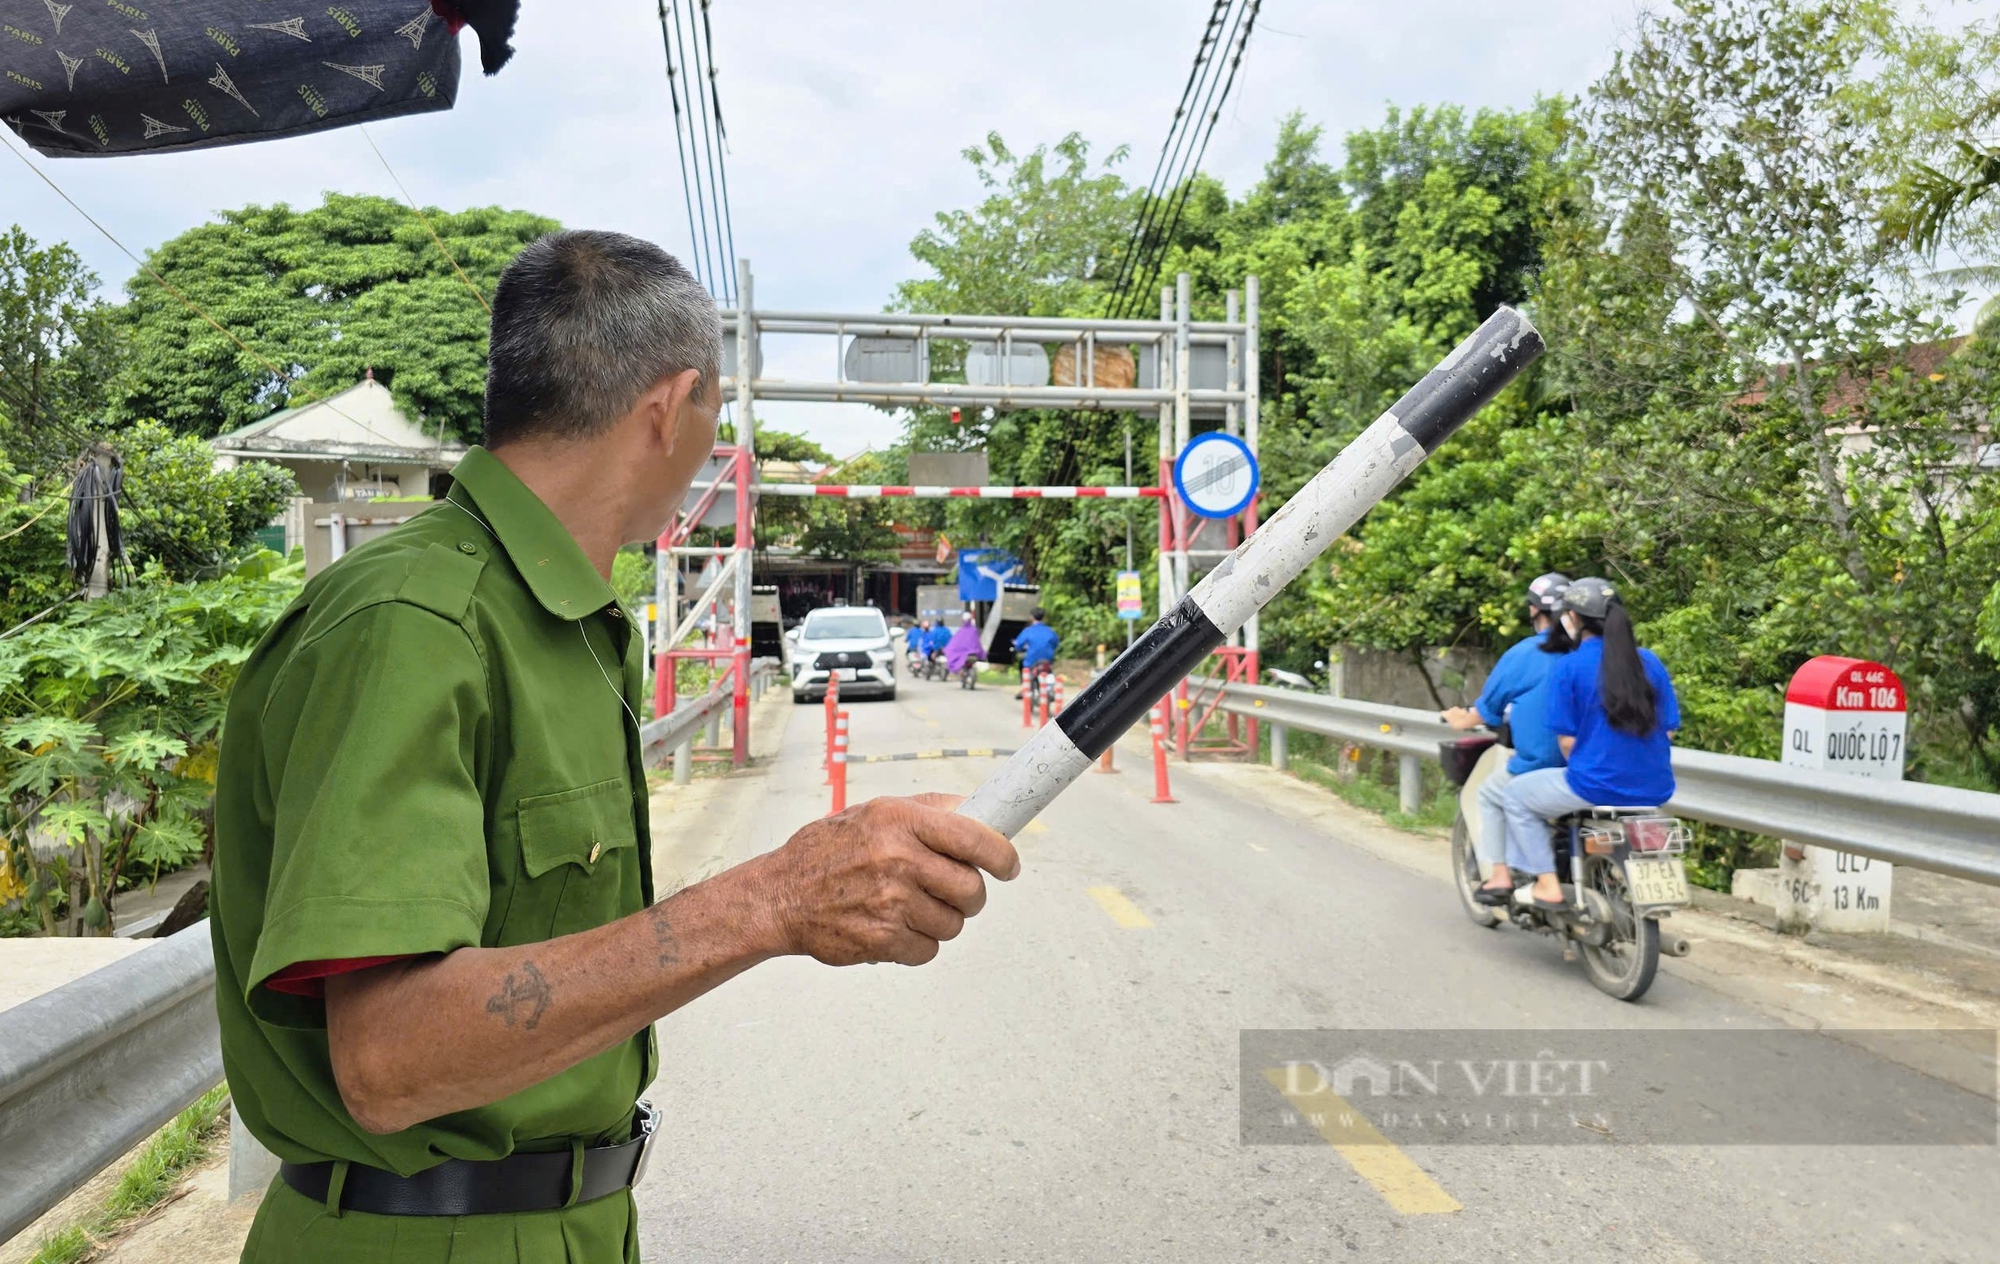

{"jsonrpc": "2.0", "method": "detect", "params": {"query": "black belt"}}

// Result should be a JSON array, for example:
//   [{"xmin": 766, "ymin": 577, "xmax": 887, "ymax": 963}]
[{"xmin": 280, "ymin": 1101, "xmax": 658, "ymax": 1217}]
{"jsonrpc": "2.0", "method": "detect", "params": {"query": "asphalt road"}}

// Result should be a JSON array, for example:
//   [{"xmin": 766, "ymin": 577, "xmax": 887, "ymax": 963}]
[{"xmin": 635, "ymin": 673, "xmax": 1998, "ymax": 1263}]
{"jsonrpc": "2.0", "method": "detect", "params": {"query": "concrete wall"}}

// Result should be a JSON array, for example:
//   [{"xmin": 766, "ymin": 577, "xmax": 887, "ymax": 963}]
[{"xmin": 1327, "ymin": 643, "xmax": 1499, "ymax": 711}]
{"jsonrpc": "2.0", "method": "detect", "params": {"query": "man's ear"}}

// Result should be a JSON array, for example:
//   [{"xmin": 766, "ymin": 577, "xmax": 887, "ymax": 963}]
[{"xmin": 645, "ymin": 368, "xmax": 703, "ymax": 454}]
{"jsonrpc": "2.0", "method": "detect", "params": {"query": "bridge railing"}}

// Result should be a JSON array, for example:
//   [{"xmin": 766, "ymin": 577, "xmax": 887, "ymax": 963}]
[{"xmin": 1214, "ymin": 683, "xmax": 2000, "ymax": 885}]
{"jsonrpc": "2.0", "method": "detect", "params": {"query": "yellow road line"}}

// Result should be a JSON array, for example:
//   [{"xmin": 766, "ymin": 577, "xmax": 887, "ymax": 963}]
[
  {"xmin": 1024, "ymin": 818, "xmax": 1049, "ymax": 835},
  {"xmin": 1261, "ymin": 1068, "xmax": 1461, "ymax": 1215},
  {"xmin": 1086, "ymin": 885, "xmax": 1152, "ymax": 928}
]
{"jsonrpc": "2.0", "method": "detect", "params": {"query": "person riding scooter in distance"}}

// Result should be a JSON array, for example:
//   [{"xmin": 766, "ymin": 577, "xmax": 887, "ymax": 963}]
[
  {"xmin": 1500, "ymin": 577, "xmax": 1680, "ymax": 910},
  {"xmin": 1440, "ymin": 572, "xmax": 1572, "ymax": 905},
  {"xmin": 945, "ymin": 611, "xmax": 984, "ymax": 685},
  {"xmin": 905, "ymin": 618, "xmax": 931, "ymax": 672},
  {"xmin": 924, "ymin": 617, "xmax": 952, "ymax": 667},
  {"xmin": 1012, "ymin": 607, "xmax": 1060, "ymax": 698}
]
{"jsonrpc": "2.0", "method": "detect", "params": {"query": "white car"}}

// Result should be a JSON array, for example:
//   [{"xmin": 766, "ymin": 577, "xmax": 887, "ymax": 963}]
[{"xmin": 789, "ymin": 606, "xmax": 897, "ymax": 703}]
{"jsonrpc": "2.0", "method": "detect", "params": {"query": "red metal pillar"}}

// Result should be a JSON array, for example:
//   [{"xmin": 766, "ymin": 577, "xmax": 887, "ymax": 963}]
[
  {"xmin": 730, "ymin": 446, "xmax": 751, "ymax": 766},
  {"xmin": 653, "ymin": 529, "xmax": 674, "ymax": 719}
]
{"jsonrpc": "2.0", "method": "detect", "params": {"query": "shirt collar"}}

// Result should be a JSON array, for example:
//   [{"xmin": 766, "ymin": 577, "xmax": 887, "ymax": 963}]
[{"xmin": 446, "ymin": 447, "xmax": 619, "ymax": 622}]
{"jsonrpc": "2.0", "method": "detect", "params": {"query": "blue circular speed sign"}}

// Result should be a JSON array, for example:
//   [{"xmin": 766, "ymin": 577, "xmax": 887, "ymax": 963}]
[{"xmin": 1173, "ymin": 431, "xmax": 1260, "ymax": 520}]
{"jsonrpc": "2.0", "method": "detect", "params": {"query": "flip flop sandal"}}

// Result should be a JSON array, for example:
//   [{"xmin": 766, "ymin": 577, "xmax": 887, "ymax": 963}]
[{"xmin": 1473, "ymin": 885, "xmax": 1513, "ymax": 906}]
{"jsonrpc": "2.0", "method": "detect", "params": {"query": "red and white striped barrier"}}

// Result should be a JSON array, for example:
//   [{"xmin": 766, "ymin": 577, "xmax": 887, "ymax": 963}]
[{"xmin": 758, "ymin": 484, "xmax": 1163, "ymax": 500}]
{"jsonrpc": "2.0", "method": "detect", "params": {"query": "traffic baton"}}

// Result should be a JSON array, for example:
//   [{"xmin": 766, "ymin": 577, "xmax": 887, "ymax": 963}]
[
  {"xmin": 822, "ymin": 674, "xmax": 839, "ymax": 777},
  {"xmin": 956, "ymin": 306, "xmax": 1544, "ymax": 838},
  {"xmin": 1021, "ymin": 677, "xmax": 1032, "ymax": 729},
  {"xmin": 1149, "ymin": 699, "xmax": 1175, "ymax": 804},
  {"xmin": 829, "ymin": 709, "xmax": 849, "ymax": 814}
]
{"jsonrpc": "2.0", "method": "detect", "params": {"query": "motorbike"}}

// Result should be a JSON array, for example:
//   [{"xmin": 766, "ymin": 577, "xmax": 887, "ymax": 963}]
[
  {"xmin": 1440, "ymin": 734, "xmax": 1693, "ymax": 1002},
  {"xmin": 923, "ymin": 650, "xmax": 949, "ymax": 681},
  {"xmin": 1021, "ymin": 661, "xmax": 1056, "ymax": 709},
  {"xmin": 957, "ymin": 657, "xmax": 980, "ymax": 690}
]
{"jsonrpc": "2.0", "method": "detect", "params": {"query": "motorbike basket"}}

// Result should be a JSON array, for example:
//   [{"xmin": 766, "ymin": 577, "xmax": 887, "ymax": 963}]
[{"xmin": 1438, "ymin": 736, "xmax": 1498, "ymax": 787}]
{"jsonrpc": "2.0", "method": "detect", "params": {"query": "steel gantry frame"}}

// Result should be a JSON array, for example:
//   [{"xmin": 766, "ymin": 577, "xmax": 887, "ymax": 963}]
[{"xmin": 651, "ymin": 262, "xmax": 1260, "ymax": 767}]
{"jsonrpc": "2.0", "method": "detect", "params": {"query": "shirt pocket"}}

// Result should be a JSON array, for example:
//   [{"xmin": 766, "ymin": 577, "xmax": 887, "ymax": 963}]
[{"xmin": 507, "ymin": 778, "xmax": 639, "ymax": 941}]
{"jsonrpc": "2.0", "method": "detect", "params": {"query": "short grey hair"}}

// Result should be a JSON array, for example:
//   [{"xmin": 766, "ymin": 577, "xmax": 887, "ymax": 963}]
[{"xmin": 483, "ymin": 230, "xmax": 721, "ymax": 445}]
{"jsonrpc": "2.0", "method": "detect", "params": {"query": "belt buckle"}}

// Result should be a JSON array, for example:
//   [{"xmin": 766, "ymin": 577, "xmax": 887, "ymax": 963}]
[{"xmin": 629, "ymin": 1100, "xmax": 660, "ymax": 1189}]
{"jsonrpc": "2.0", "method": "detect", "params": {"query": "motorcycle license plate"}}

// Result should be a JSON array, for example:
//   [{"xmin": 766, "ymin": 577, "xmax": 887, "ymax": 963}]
[{"xmin": 1626, "ymin": 855, "xmax": 1689, "ymax": 906}]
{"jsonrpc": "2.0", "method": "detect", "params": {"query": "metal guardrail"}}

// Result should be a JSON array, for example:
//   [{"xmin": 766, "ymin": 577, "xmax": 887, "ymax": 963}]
[
  {"xmin": 1217, "ymin": 685, "xmax": 2000, "ymax": 885},
  {"xmin": 0, "ymin": 921, "xmax": 222, "ymax": 1245},
  {"xmin": 638, "ymin": 687, "xmax": 733, "ymax": 767},
  {"xmin": 636, "ymin": 658, "xmax": 782, "ymax": 768}
]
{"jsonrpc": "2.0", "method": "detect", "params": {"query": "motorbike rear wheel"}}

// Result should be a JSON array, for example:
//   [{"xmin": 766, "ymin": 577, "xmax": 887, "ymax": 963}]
[
  {"xmin": 1577, "ymin": 855, "xmax": 1661, "ymax": 1001},
  {"xmin": 1450, "ymin": 811, "xmax": 1503, "ymax": 929}
]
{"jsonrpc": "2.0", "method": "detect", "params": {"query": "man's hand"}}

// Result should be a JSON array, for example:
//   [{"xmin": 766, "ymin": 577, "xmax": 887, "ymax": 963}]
[
  {"xmin": 761, "ymin": 793, "xmax": 1018, "ymax": 967},
  {"xmin": 1441, "ymin": 706, "xmax": 1484, "ymax": 731},
  {"xmin": 323, "ymin": 794, "xmax": 1018, "ymax": 1132}
]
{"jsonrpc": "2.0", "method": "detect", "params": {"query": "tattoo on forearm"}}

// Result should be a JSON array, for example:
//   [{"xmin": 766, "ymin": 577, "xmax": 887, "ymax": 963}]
[
  {"xmin": 485, "ymin": 960, "xmax": 552, "ymax": 1030},
  {"xmin": 651, "ymin": 906, "xmax": 681, "ymax": 967}
]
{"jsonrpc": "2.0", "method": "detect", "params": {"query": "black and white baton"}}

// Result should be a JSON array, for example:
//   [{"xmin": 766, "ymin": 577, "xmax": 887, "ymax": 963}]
[{"xmin": 957, "ymin": 305, "xmax": 1545, "ymax": 837}]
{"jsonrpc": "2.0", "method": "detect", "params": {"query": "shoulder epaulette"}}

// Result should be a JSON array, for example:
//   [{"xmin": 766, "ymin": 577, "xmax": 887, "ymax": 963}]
[{"xmin": 396, "ymin": 541, "xmax": 487, "ymax": 623}]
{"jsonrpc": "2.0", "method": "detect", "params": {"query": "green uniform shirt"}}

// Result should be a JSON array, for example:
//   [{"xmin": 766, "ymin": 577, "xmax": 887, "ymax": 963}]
[{"xmin": 211, "ymin": 448, "xmax": 656, "ymax": 1258}]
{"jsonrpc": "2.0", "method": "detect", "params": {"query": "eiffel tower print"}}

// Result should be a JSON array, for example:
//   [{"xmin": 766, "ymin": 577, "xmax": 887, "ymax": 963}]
[
  {"xmin": 246, "ymin": 17, "xmax": 311, "ymax": 42},
  {"xmin": 43, "ymin": 0, "xmax": 70, "ymax": 36},
  {"xmin": 395, "ymin": 7, "xmax": 431, "ymax": 51},
  {"xmin": 56, "ymin": 49, "xmax": 81, "ymax": 91},
  {"xmin": 322, "ymin": 61, "xmax": 386, "ymax": 91},
  {"xmin": 207, "ymin": 63, "xmax": 259, "ymax": 116},
  {"xmin": 141, "ymin": 113, "xmax": 189, "ymax": 139},
  {"xmin": 131, "ymin": 28, "xmax": 168, "ymax": 83},
  {"xmin": 29, "ymin": 109, "xmax": 66, "ymax": 133}
]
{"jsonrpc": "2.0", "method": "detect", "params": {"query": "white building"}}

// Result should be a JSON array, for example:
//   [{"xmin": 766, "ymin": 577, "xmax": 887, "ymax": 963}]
[{"xmin": 211, "ymin": 370, "xmax": 465, "ymax": 505}]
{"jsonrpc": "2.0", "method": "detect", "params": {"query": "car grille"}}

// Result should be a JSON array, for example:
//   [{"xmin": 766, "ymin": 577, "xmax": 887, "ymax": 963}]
[{"xmin": 814, "ymin": 651, "xmax": 873, "ymax": 670}]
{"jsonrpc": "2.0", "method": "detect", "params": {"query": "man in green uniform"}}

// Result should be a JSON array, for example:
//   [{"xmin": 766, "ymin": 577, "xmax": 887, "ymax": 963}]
[{"xmin": 210, "ymin": 230, "xmax": 1019, "ymax": 1262}]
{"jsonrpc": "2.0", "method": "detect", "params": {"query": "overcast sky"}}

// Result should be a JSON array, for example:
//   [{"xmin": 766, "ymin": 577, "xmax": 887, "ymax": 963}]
[{"xmin": 8, "ymin": 1, "xmax": 1652, "ymax": 455}]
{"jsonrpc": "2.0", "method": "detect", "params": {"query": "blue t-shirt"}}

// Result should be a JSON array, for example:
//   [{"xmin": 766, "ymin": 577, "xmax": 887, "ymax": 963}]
[
  {"xmin": 905, "ymin": 627, "xmax": 927, "ymax": 653},
  {"xmin": 924, "ymin": 625, "xmax": 951, "ymax": 654},
  {"xmin": 1547, "ymin": 638, "xmax": 1680, "ymax": 806},
  {"xmin": 1475, "ymin": 631, "xmax": 1565, "ymax": 775},
  {"xmin": 1013, "ymin": 622, "xmax": 1059, "ymax": 666}
]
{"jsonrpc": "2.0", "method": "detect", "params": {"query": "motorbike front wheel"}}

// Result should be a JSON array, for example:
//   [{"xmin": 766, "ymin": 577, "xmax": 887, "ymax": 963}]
[
  {"xmin": 1449, "ymin": 811, "xmax": 1503, "ymax": 929},
  {"xmin": 1577, "ymin": 855, "xmax": 1661, "ymax": 1001}
]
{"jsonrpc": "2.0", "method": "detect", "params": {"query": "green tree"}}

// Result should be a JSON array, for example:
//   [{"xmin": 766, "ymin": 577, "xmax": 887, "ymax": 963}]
[
  {"xmin": 107, "ymin": 194, "xmax": 558, "ymax": 441},
  {"xmin": 0, "ymin": 226, "xmax": 125, "ymax": 476}
]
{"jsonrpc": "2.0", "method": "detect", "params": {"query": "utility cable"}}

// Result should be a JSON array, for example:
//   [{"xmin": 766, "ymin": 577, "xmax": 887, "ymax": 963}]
[
  {"xmin": 697, "ymin": 0, "xmax": 740, "ymax": 290},
  {"xmin": 1116, "ymin": 0, "xmax": 1248, "ymax": 318},
  {"xmin": 1127, "ymin": 0, "xmax": 1260, "ymax": 314},
  {"xmin": 656, "ymin": 0, "xmax": 712, "ymax": 295},
  {"xmin": 1107, "ymin": 0, "xmax": 1229, "ymax": 308},
  {"xmin": 663, "ymin": 1, "xmax": 719, "ymax": 294},
  {"xmin": 681, "ymin": 0, "xmax": 732, "ymax": 301},
  {"xmin": 2, "ymin": 130, "xmax": 408, "ymax": 451},
  {"xmin": 360, "ymin": 125, "xmax": 491, "ymax": 314}
]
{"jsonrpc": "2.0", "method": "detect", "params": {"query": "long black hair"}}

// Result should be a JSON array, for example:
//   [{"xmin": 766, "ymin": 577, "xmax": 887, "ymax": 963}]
[
  {"xmin": 1575, "ymin": 601, "xmax": 1657, "ymax": 735},
  {"xmin": 1538, "ymin": 613, "xmax": 1577, "ymax": 655}
]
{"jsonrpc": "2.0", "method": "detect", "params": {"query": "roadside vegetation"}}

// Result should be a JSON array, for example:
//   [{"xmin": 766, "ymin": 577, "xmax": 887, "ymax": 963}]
[
  {"xmin": 18, "ymin": 1085, "xmax": 230, "ymax": 1264},
  {"xmin": 9, "ymin": 0, "xmax": 2000, "ymax": 911}
]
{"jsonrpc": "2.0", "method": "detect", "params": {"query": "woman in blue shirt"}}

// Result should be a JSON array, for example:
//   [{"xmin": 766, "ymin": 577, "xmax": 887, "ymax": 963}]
[
  {"xmin": 1441, "ymin": 572, "xmax": 1571, "ymax": 903},
  {"xmin": 1501, "ymin": 577, "xmax": 1679, "ymax": 910}
]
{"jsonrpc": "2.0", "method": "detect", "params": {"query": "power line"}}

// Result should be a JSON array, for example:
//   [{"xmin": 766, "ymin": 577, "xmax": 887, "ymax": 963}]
[
  {"xmin": 0, "ymin": 130, "xmax": 406, "ymax": 449},
  {"xmin": 656, "ymin": 0, "xmax": 712, "ymax": 296},
  {"xmin": 1115, "ymin": 0, "xmax": 1250, "ymax": 318},
  {"xmin": 1125, "ymin": 0, "xmax": 1261, "ymax": 316},
  {"xmin": 696, "ymin": 0, "xmax": 740, "ymax": 291},
  {"xmin": 1108, "ymin": 0, "xmax": 1260, "ymax": 319},
  {"xmin": 1106, "ymin": 0, "xmax": 1229, "ymax": 307},
  {"xmin": 655, "ymin": 0, "xmax": 739, "ymax": 302},
  {"xmin": 360, "ymin": 125, "xmax": 491, "ymax": 314}
]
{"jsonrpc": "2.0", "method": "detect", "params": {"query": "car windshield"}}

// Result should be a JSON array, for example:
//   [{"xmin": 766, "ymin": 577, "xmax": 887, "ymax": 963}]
[{"xmin": 802, "ymin": 612, "xmax": 885, "ymax": 640}]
